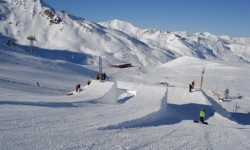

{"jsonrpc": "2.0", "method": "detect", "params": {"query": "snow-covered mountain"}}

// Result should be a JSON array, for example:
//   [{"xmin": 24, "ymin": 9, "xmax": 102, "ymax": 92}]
[
  {"xmin": 1, "ymin": 0, "xmax": 250, "ymax": 66},
  {"xmin": 100, "ymin": 19, "xmax": 250, "ymax": 63}
]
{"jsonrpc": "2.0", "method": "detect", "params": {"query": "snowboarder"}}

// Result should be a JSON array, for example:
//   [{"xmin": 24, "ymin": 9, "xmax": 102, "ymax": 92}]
[
  {"xmin": 189, "ymin": 84, "xmax": 193, "ymax": 92},
  {"xmin": 199, "ymin": 108, "xmax": 206, "ymax": 123},
  {"xmin": 191, "ymin": 81, "xmax": 195, "ymax": 89}
]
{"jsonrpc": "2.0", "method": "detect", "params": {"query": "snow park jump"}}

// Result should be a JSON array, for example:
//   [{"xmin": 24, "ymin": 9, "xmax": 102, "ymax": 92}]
[
  {"xmin": 78, "ymin": 80, "xmax": 118, "ymax": 104},
  {"xmin": 72, "ymin": 80, "xmax": 169, "ymax": 129},
  {"xmin": 100, "ymin": 83, "xmax": 168, "ymax": 129}
]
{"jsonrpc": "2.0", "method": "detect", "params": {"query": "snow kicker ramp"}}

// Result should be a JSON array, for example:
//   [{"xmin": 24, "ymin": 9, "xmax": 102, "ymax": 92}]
[
  {"xmin": 168, "ymin": 86, "xmax": 232, "ymax": 121},
  {"xmin": 78, "ymin": 80, "xmax": 117, "ymax": 104},
  {"xmin": 101, "ymin": 84, "xmax": 168, "ymax": 129}
]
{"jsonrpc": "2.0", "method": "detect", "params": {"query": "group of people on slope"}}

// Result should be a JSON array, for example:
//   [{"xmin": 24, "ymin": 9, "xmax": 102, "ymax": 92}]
[
  {"xmin": 75, "ymin": 72, "xmax": 107, "ymax": 93},
  {"xmin": 96, "ymin": 72, "xmax": 106, "ymax": 80},
  {"xmin": 75, "ymin": 83, "xmax": 82, "ymax": 92}
]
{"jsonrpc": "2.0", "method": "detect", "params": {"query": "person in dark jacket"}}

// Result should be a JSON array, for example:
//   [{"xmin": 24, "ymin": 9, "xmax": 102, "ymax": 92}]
[
  {"xmin": 189, "ymin": 84, "xmax": 193, "ymax": 92},
  {"xmin": 224, "ymin": 89, "xmax": 229, "ymax": 99},
  {"xmin": 103, "ymin": 73, "xmax": 106, "ymax": 80}
]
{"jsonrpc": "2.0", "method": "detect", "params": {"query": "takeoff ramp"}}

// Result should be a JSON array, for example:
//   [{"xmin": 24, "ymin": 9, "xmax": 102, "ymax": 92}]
[
  {"xmin": 102, "ymin": 84, "xmax": 168, "ymax": 129},
  {"xmin": 76, "ymin": 80, "xmax": 117, "ymax": 104}
]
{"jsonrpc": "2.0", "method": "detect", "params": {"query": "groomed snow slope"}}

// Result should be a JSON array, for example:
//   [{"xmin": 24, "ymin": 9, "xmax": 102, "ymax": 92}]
[{"xmin": 1, "ymin": 48, "xmax": 250, "ymax": 149}]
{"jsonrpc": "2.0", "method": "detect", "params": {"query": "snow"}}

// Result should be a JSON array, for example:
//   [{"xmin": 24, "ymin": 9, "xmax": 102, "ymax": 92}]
[
  {"xmin": 73, "ymin": 80, "xmax": 118, "ymax": 104},
  {"xmin": 1, "ymin": 0, "xmax": 250, "ymax": 149},
  {"xmin": 1, "ymin": 46, "xmax": 250, "ymax": 150}
]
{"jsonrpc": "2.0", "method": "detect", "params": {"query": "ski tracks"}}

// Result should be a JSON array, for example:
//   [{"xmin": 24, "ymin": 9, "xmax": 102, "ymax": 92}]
[
  {"xmin": 134, "ymin": 124, "xmax": 184, "ymax": 149},
  {"xmin": 197, "ymin": 123, "xmax": 250, "ymax": 150}
]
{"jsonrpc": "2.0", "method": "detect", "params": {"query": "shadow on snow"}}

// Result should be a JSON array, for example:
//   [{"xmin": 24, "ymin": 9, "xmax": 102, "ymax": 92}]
[
  {"xmin": 100, "ymin": 100, "xmax": 250, "ymax": 130},
  {"xmin": 0, "ymin": 100, "xmax": 97, "ymax": 108},
  {"xmin": 201, "ymin": 90, "xmax": 250, "ymax": 125},
  {"xmin": 99, "ymin": 103, "xmax": 215, "ymax": 130},
  {"xmin": 231, "ymin": 113, "xmax": 250, "ymax": 125}
]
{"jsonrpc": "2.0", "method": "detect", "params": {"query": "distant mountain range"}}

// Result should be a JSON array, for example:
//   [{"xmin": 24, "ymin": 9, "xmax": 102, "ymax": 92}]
[{"xmin": 1, "ymin": 0, "xmax": 250, "ymax": 66}]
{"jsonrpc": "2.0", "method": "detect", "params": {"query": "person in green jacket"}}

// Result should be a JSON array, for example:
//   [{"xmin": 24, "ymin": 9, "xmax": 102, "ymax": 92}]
[{"xmin": 199, "ymin": 108, "xmax": 206, "ymax": 123}]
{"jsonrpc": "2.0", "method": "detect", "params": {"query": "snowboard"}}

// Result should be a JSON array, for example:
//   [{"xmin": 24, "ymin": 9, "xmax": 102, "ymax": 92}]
[{"xmin": 193, "ymin": 120, "xmax": 208, "ymax": 125}]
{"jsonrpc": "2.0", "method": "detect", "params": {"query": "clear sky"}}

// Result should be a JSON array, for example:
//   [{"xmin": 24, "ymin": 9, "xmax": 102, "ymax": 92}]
[{"xmin": 43, "ymin": 0, "xmax": 250, "ymax": 37}]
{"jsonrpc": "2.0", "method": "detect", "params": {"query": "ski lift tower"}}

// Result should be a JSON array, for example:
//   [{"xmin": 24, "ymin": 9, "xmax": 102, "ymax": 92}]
[{"xmin": 27, "ymin": 36, "xmax": 36, "ymax": 54}]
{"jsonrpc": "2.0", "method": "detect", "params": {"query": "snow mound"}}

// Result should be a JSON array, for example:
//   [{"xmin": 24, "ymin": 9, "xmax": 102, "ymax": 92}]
[
  {"xmin": 101, "ymin": 84, "xmax": 168, "ymax": 129},
  {"xmin": 78, "ymin": 80, "xmax": 117, "ymax": 104},
  {"xmin": 159, "ymin": 56, "xmax": 206, "ymax": 68}
]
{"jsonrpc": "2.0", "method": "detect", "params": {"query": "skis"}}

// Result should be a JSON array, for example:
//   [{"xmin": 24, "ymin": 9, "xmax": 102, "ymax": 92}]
[{"xmin": 193, "ymin": 120, "xmax": 208, "ymax": 125}]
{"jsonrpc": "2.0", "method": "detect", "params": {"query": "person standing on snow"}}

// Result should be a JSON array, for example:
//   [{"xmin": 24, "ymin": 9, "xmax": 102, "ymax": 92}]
[
  {"xmin": 189, "ymin": 84, "xmax": 193, "ymax": 92},
  {"xmin": 199, "ymin": 108, "xmax": 206, "ymax": 123},
  {"xmin": 191, "ymin": 81, "xmax": 195, "ymax": 89},
  {"xmin": 224, "ymin": 89, "xmax": 229, "ymax": 99},
  {"xmin": 103, "ymin": 72, "xmax": 106, "ymax": 80}
]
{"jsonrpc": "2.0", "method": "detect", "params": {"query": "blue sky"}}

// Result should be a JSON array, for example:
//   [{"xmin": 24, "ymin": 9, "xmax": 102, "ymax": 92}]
[{"xmin": 43, "ymin": 0, "xmax": 250, "ymax": 37}]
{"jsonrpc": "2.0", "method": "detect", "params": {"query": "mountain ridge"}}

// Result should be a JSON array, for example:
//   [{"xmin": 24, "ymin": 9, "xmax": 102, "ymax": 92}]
[{"xmin": 0, "ymin": 0, "xmax": 250, "ymax": 66}]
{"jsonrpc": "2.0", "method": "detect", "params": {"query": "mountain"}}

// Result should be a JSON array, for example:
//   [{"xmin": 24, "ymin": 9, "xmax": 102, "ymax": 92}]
[
  {"xmin": 100, "ymin": 19, "xmax": 250, "ymax": 63},
  {"xmin": 1, "ymin": 0, "xmax": 250, "ymax": 67}
]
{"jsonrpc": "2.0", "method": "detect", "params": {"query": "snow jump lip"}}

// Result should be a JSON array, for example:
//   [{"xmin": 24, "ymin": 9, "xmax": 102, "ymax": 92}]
[{"xmin": 77, "ymin": 80, "xmax": 118, "ymax": 104}]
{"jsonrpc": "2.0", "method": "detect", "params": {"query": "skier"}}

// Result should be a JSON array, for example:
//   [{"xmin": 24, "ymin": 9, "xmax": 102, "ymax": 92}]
[{"xmin": 199, "ymin": 108, "xmax": 206, "ymax": 123}]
